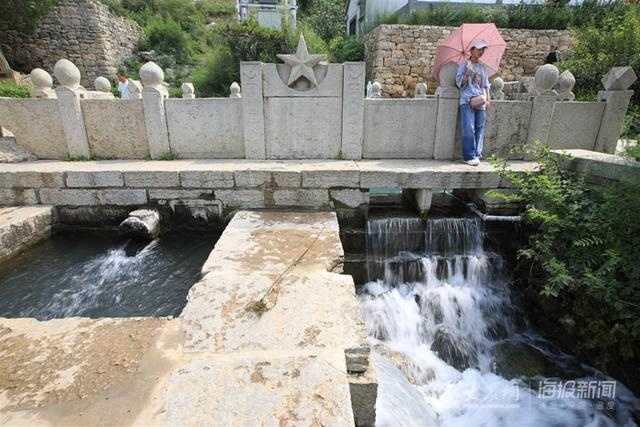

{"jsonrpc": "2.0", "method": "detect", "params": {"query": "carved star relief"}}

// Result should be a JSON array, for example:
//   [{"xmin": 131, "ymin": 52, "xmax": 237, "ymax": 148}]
[{"xmin": 277, "ymin": 35, "xmax": 325, "ymax": 88}]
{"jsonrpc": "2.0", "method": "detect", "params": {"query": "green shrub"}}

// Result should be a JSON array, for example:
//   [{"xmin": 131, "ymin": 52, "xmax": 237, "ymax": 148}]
[
  {"xmin": 192, "ymin": 46, "xmax": 236, "ymax": 97},
  {"xmin": 0, "ymin": 82, "xmax": 31, "ymax": 98},
  {"xmin": 289, "ymin": 24, "xmax": 328, "ymax": 56},
  {"xmin": 140, "ymin": 16, "xmax": 197, "ymax": 63},
  {"xmin": 193, "ymin": 21, "xmax": 289, "ymax": 97},
  {"xmin": 507, "ymin": 2, "xmax": 572, "ymax": 29},
  {"xmin": 621, "ymin": 103, "xmax": 640, "ymax": 140},
  {"xmin": 563, "ymin": 2, "xmax": 640, "ymax": 101},
  {"xmin": 328, "ymin": 36, "xmax": 364, "ymax": 62},
  {"xmin": 490, "ymin": 143, "xmax": 640, "ymax": 388},
  {"xmin": 301, "ymin": 0, "xmax": 345, "ymax": 42}
]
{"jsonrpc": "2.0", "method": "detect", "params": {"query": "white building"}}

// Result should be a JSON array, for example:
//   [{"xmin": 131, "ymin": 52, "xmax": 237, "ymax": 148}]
[
  {"xmin": 236, "ymin": 0, "xmax": 298, "ymax": 31},
  {"xmin": 345, "ymin": 0, "xmax": 585, "ymax": 36}
]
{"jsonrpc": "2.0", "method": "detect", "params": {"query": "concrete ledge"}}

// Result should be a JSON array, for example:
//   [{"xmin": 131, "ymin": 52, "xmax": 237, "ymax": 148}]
[
  {"xmin": 200, "ymin": 211, "xmax": 343, "ymax": 277},
  {"xmin": 553, "ymin": 149, "xmax": 640, "ymax": 185},
  {"xmin": 0, "ymin": 206, "xmax": 57, "ymax": 261},
  {"xmin": 156, "ymin": 350, "xmax": 355, "ymax": 426},
  {"xmin": 185, "ymin": 210, "xmax": 376, "ymax": 425}
]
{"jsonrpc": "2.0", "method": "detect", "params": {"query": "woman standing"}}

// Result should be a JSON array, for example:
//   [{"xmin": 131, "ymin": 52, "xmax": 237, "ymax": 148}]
[{"xmin": 456, "ymin": 39, "xmax": 490, "ymax": 166}]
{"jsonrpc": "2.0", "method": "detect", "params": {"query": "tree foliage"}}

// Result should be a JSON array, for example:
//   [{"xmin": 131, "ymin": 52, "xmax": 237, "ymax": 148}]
[
  {"xmin": 490, "ymin": 143, "xmax": 640, "ymax": 388},
  {"xmin": 301, "ymin": 0, "xmax": 345, "ymax": 42},
  {"xmin": 0, "ymin": 0, "xmax": 60, "ymax": 33},
  {"xmin": 563, "ymin": 1, "xmax": 640, "ymax": 101}
]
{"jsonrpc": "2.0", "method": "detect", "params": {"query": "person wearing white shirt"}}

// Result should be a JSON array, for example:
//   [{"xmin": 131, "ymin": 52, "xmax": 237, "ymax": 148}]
[{"xmin": 117, "ymin": 71, "xmax": 131, "ymax": 100}]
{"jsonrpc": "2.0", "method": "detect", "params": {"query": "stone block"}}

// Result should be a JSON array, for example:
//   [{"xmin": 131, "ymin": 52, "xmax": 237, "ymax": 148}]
[
  {"xmin": 527, "ymin": 95, "xmax": 557, "ymax": 145},
  {"xmin": 483, "ymin": 101, "xmax": 532, "ymax": 159},
  {"xmin": 301, "ymin": 169, "xmax": 360, "ymax": 188},
  {"xmin": 165, "ymin": 99, "xmax": 244, "ymax": 158},
  {"xmin": 82, "ymin": 99, "xmax": 150, "ymax": 159},
  {"xmin": 66, "ymin": 171, "xmax": 124, "ymax": 188},
  {"xmin": 363, "ymin": 99, "xmax": 437, "ymax": 159},
  {"xmin": 265, "ymin": 98, "xmax": 342, "ymax": 159},
  {"xmin": 55, "ymin": 87, "xmax": 91, "ymax": 157},
  {"xmin": 0, "ymin": 188, "xmax": 39, "ymax": 206},
  {"xmin": 169, "ymin": 200, "xmax": 223, "ymax": 224},
  {"xmin": 234, "ymin": 170, "xmax": 272, "ymax": 187},
  {"xmin": 330, "ymin": 189, "xmax": 369, "ymax": 208},
  {"xmin": 39, "ymin": 188, "xmax": 99, "ymax": 205},
  {"xmin": 595, "ymin": 90, "xmax": 636, "ymax": 154},
  {"xmin": 142, "ymin": 89, "xmax": 171, "ymax": 159},
  {"xmin": 262, "ymin": 63, "xmax": 344, "ymax": 97},
  {"xmin": 601, "ymin": 67, "xmax": 637, "ymax": 91},
  {"xmin": 182, "ymin": 270, "xmax": 364, "ymax": 352},
  {"xmin": 100, "ymin": 189, "xmax": 147, "ymax": 205},
  {"xmin": 342, "ymin": 62, "xmax": 366, "ymax": 160},
  {"xmin": 200, "ymin": 211, "xmax": 343, "ymax": 277},
  {"xmin": 273, "ymin": 171, "xmax": 301, "ymax": 187},
  {"xmin": 0, "ymin": 99, "xmax": 68, "ymax": 159},
  {"xmin": 273, "ymin": 189, "xmax": 330, "ymax": 208},
  {"xmin": 148, "ymin": 189, "xmax": 212, "ymax": 201},
  {"xmin": 0, "ymin": 172, "xmax": 64, "ymax": 188},
  {"xmin": 215, "ymin": 189, "xmax": 265, "ymax": 208},
  {"xmin": 124, "ymin": 171, "xmax": 179, "ymax": 188},
  {"xmin": 349, "ymin": 367, "xmax": 378, "ymax": 427},
  {"xmin": 553, "ymin": 149, "xmax": 640, "ymax": 185},
  {"xmin": 360, "ymin": 170, "xmax": 407, "ymax": 188},
  {"xmin": 180, "ymin": 171, "xmax": 234, "ymax": 188},
  {"xmin": 155, "ymin": 352, "xmax": 355, "ymax": 427},
  {"xmin": 240, "ymin": 62, "xmax": 266, "ymax": 159},
  {"xmin": 0, "ymin": 206, "xmax": 56, "ymax": 260},
  {"xmin": 547, "ymin": 102, "xmax": 605, "ymax": 151}
]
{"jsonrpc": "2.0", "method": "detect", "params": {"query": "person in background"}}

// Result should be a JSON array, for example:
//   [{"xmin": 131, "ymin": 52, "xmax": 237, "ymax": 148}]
[
  {"xmin": 456, "ymin": 39, "xmax": 490, "ymax": 166},
  {"xmin": 117, "ymin": 71, "xmax": 130, "ymax": 99},
  {"xmin": 545, "ymin": 46, "xmax": 562, "ymax": 65}
]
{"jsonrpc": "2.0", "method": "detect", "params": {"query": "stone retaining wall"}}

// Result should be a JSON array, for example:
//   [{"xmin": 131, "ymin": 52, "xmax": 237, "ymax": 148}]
[
  {"xmin": 364, "ymin": 24, "xmax": 574, "ymax": 97},
  {"xmin": 0, "ymin": 0, "xmax": 142, "ymax": 87}
]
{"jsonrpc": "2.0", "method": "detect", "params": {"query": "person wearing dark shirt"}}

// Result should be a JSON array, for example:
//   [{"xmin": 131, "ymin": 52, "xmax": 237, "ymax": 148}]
[{"xmin": 545, "ymin": 46, "xmax": 561, "ymax": 64}]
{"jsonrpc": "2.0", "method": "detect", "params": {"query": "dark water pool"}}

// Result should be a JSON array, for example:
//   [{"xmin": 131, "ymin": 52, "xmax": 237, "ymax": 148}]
[{"xmin": 0, "ymin": 231, "xmax": 219, "ymax": 319}]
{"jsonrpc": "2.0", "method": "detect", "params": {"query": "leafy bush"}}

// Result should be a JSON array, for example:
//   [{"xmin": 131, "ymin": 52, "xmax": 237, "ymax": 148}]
[
  {"xmin": 490, "ymin": 143, "xmax": 640, "ymax": 390},
  {"xmin": 192, "ymin": 46, "xmax": 236, "ymax": 97},
  {"xmin": 193, "ymin": 21, "xmax": 289, "ymax": 97},
  {"xmin": 290, "ymin": 24, "xmax": 328, "ymax": 56},
  {"xmin": 0, "ymin": 82, "xmax": 31, "ymax": 98},
  {"xmin": 302, "ymin": 0, "xmax": 345, "ymax": 42},
  {"xmin": 140, "ymin": 16, "xmax": 197, "ymax": 63},
  {"xmin": 507, "ymin": 2, "xmax": 572, "ymax": 29},
  {"xmin": 563, "ymin": 2, "xmax": 640, "ymax": 101},
  {"xmin": 621, "ymin": 103, "xmax": 640, "ymax": 140},
  {"xmin": 328, "ymin": 36, "xmax": 364, "ymax": 63},
  {"xmin": 0, "ymin": 0, "xmax": 60, "ymax": 32}
]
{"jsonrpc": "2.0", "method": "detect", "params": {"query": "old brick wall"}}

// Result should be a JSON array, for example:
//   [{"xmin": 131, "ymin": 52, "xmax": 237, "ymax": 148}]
[
  {"xmin": 0, "ymin": 0, "xmax": 143, "ymax": 88},
  {"xmin": 364, "ymin": 24, "xmax": 574, "ymax": 97}
]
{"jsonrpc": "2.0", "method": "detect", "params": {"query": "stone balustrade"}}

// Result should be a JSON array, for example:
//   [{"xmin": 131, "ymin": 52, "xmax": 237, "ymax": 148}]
[{"xmin": 0, "ymin": 47, "xmax": 636, "ymax": 162}]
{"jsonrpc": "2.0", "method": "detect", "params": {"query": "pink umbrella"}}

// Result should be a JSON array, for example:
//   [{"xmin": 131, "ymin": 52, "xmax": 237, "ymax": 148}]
[{"xmin": 432, "ymin": 23, "xmax": 506, "ymax": 79}]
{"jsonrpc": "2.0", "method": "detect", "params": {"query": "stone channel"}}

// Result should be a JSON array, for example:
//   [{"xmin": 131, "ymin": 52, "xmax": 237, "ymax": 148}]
[{"xmin": 0, "ymin": 210, "xmax": 375, "ymax": 426}]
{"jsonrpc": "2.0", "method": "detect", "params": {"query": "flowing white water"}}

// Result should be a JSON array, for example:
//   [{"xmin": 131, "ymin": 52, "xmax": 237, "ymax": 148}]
[
  {"xmin": 0, "ymin": 232, "xmax": 219, "ymax": 319},
  {"xmin": 359, "ymin": 217, "xmax": 639, "ymax": 426}
]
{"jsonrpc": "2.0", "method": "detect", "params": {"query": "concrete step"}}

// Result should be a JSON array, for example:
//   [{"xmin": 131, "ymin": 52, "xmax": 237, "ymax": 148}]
[{"xmin": 0, "ymin": 206, "xmax": 56, "ymax": 261}]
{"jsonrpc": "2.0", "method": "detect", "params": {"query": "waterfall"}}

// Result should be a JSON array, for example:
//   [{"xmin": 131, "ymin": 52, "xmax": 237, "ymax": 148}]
[{"xmin": 359, "ymin": 216, "xmax": 639, "ymax": 426}]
